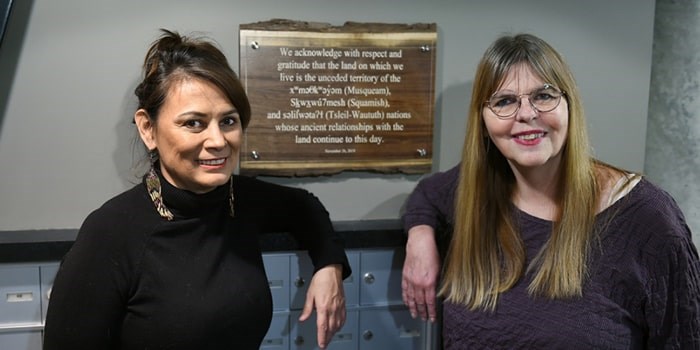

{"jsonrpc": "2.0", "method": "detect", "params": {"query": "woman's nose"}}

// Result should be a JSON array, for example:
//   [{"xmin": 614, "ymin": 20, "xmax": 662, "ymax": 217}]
[
  {"xmin": 204, "ymin": 125, "xmax": 227, "ymax": 148},
  {"xmin": 515, "ymin": 96, "xmax": 537, "ymax": 122}
]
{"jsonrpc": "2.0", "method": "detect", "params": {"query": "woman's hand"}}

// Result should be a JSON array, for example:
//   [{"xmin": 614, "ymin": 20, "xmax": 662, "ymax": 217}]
[
  {"xmin": 299, "ymin": 264, "xmax": 346, "ymax": 349},
  {"xmin": 402, "ymin": 225, "xmax": 440, "ymax": 322}
]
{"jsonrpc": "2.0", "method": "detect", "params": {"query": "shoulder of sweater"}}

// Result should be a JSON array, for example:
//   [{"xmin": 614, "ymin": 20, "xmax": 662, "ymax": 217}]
[
  {"xmin": 614, "ymin": 177, "xmax": 691, "ymax": 242},
  {"xmin": 416, "ymin": 163, "xmax": 460, "ymax": 192},
  {"xmin": 630, "ymin": 178, "xmax": 684, "ymax": 220},
  {"xmin": 90, "ymin": 183, "xmax": 151, "ymax": 218},
  {"xmin": 78, "ymin": 183, "xmax": 162, "ymax": 243}
]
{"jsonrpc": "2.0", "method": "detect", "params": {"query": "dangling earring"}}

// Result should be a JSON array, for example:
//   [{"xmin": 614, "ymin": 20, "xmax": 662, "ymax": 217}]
[
  {"xmin": 148, "ymin": 148, "xmax": 158, "ymax": 165},
  {"xmin": 145, "ymin": 149, "xmax": 174, "ymax": 221},
  {"xmin": 228, "ymin": 176, "xmax": 235, "ymax": 218}
]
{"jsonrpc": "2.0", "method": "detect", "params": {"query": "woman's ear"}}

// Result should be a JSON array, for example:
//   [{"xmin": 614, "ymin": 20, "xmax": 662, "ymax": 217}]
[{"xmin": 134, "ymin": 109, "xmax": 157, "ymax": 151}]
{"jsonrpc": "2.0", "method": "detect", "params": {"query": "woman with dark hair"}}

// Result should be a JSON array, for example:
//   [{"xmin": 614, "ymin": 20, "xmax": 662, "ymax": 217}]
[
  {"xmin": 401, "ymin": 33, "xmax": 700, "ymax": 348},
  {"xmin": 44, "ymin": 29, "xmax": 350, "ymax": 349}
]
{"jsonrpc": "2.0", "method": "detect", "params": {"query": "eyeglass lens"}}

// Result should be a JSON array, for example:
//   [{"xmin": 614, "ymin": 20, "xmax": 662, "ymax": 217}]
[{"xmin": 487, "ymin": 85, "xmax": 563, "ymax": 118}]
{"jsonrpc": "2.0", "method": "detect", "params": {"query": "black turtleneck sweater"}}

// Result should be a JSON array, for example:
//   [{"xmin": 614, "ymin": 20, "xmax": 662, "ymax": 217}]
[{"xmin": 43, "ymin": 173, "xmax": 350, "ymax": 350}]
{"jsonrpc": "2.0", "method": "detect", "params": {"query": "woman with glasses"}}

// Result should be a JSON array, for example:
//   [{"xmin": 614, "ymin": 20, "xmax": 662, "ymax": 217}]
[{"xmin": 401, "ymin": 33, "xmax": 700, "ymax": 348}]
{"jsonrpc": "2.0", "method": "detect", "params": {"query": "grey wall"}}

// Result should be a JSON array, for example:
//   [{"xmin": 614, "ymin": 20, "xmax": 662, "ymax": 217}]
[
  {"xmin": 0, "ymin": 0, "xmax": 655, "ymax": 231},
  {"xmin": 646, "ymin": 0, "xmax": 700, "ymax": 247}
]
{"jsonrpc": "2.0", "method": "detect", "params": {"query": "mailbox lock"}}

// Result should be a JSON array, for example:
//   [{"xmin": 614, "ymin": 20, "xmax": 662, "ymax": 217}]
[
  {"xmin": 362, "ymin": 330, "xmax": 374, "ymax": 340},
  {"xmin": 294, "ymin": 336, "xmax": 305, "ymax": 345},
  {"xmin": 363, "ymin": 272, "xmax": 375, "ymax": 284},
  {"xmin": 294, "ymin": 276, "xmax": 305, "ymax": 288}
]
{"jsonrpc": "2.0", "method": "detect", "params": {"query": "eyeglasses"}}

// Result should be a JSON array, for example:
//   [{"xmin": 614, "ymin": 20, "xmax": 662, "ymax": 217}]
[{"xmin": 485, "ymin": 84, "xmax": 565, "ymax": 119}]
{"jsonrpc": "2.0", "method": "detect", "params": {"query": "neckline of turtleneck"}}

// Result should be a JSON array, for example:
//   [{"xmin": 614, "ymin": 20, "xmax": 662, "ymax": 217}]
[{"xmin": 150, "ymin": 166, "xmax": 230, "ymax": 218}]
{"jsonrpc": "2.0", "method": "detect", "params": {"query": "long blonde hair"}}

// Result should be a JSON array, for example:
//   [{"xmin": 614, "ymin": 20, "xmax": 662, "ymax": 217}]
[{"xmin": 439, "ymin": 33, "xmax": 599, "ymax": 310}]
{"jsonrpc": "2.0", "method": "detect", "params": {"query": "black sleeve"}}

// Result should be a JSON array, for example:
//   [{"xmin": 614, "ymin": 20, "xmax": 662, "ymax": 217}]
[
  {"xmin": 43, "ymin": 207, "xmax": 142, "ymax": 350},
  {"xmin": 235, "ymin": 176, "xmax": 351, "ymax": 280}
]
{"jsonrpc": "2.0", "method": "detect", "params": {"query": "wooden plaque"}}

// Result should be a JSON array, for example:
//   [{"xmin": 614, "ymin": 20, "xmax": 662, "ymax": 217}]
[{"xmin": 239, "ymin": 20, "xmax": 437, "ymax": 176}]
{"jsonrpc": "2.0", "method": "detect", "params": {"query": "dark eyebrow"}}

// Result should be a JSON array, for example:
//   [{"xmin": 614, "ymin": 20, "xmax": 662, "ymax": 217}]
[
  {"xmin": 177, "ymin": 111, "xmax": 207, "ymax": 119},
  {"xmin": 176, "ymin": 109, "xmax": 239, "ymax": 119},
  {"xmin": 222, "ymin": 109, "xmax": 239, "ymax": 116}
]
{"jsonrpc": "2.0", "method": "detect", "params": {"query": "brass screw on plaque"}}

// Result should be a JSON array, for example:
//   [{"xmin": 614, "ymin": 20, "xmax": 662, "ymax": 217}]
[
  {"xmin": 417, "ymin": 148, "xmax": 427, "ymax": 157},
  {"xmin": 251, "ymin": 150, "xmax": 260, "ymax": 160},
  {"xmin": 250, "ymin": 41, "xmax": 259, "ymax": 49},
  {"xmin": 420, "ymin": 45, "xmax": 431, "ymax": 52}
]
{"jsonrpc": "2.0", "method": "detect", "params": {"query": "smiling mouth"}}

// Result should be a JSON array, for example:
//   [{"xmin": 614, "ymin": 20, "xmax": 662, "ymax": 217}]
[
  {"xmin": 199, "ymin": 158, "xmax": 226, "ymax": 166},
  {"xmin": 515, "ymin": 132, "xmax": 545, "ymax": 141}
]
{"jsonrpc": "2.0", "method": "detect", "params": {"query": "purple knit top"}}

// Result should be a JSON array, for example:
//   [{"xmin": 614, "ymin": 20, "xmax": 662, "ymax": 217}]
[{"xmin": 403, "ymin": 165, "xmax": 700, "ymax": 349}]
